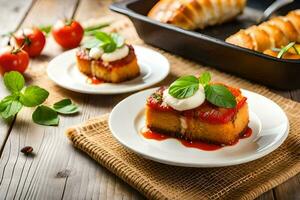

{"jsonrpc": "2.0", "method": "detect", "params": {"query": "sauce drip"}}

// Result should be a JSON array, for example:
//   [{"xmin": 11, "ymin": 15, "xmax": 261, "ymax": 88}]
[
  {"xmin": 143, "ymin": 130, "xmax": 170, "ymax": 141},
  {"xmin": 87, "ymin": 76, "xmax": 104, "ymax": 85},
  {"xmin": 241, "ymin": 127, "xmax": 252, "ymax": 139},
  {"xmin": 142, "ymin": 127, "xmax": 252, "ymax": 151},
  {"xmin": 180, "ymin": 140, "xmax": 222, "ymax": 151}
]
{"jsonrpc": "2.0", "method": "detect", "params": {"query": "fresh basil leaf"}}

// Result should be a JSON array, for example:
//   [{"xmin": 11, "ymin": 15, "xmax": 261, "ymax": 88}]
[
  {"xmin": 93, "ymin": 31, "xmax": 112, "ymax": 43},
  {"xmin": 53, "ymin": 99, "xmax": 79, "ymax": 114},
  {"xmin": 111, "ymin": 33, "xmax": 124, "ymax": 48},
  {"xmin": 205, "ymin": 84, "xmax": 237, "ymax": 108},
  {"xmin": 20, "ymin": 86, "xmax": 49, "ymax": 107},
  {"xmin": 32, "ymin": 105, "xmax": 59, "ymax": 126},
  {"xmin": 169, "ymin": 76, "xmax": 199, "ymax": 99},
  {"xmin": 199, "ymin": 72, "xmax": 211, "ymax": 86},
  {"xmin": 83, "ymin": 38, "xmax": 102, "ymax": 49},
  {"xmin": 0, "ymin": 100, "xmax": 22, "ymax": 120},
  {"xmin": 0, "ymin": 95, "xmax": 17, "ymax": 112},
  {"xmin": 101, "ymin": 42, "xmax": 117, "ymax": 53},
  {"xmin": 4, "ymin": 71, "xmax": 25, "ymax": 93},
  {"xmin": 277, "ymin": 42, "xmax": 296, "ymax": 59},
  {"xmin": 94, "ymin": 31, "xmax": 117, "ymax": 53}
]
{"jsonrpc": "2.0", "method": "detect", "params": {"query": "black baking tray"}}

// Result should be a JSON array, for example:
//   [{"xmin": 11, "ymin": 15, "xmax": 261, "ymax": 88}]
[{"xmin": 110, "ymin": 0, "xmax": 300, "ymax": 90}]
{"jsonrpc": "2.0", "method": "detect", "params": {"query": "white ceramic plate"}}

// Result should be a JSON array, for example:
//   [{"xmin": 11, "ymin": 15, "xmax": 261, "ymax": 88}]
[
  {"xmin": 47, "ymin": 45, "xmax": 170, "ymax": 94},
  {"xmin": 109, "ymin": 88, "xmax": 289, "ymax": 167}
]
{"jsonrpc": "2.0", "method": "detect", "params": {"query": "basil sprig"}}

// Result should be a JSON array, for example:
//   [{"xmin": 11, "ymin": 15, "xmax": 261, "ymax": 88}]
[
  {"xmin": 205, "ymin": 85, "xmax": 237, "ymax": 108},
  {"xmin": 168, "ymin": 72, "xmax": 237, "ymax": 108},
  {"xmin": 0, "ymin": 71, "xmax": 79, "ymax": 125},
  {"xmin": 83, "ymin": 31, "xmax": 125, "ymax": 53},
  {"xmin": 53, "ymin": 99, "xmax": 79, "ymax": 114},
  {"xmin": 32, "ymin": 105, "xmax": 59, "ymax": 126},
  {"xmin": 169, "ymin": 76, "xmax": 199, "ymax": 99}
]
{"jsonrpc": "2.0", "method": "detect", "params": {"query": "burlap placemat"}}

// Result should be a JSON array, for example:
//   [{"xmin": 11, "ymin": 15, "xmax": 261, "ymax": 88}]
[{"xmin": 66, "ymin": 17, "xmax": 300, "ymax": 200}]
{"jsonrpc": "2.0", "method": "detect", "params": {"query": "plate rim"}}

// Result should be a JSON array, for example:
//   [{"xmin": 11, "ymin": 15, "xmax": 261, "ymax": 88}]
[
  {"xmin": 47, "ymin": 45, "xmax": 170, "ymax": 94},
  {"xmin": 109, "ymin": 87, "xmax": 289, "ymax": 167}
]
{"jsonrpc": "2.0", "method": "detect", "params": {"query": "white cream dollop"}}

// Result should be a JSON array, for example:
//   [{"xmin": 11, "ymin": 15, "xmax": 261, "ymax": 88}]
[
  {"xmin": 101, "ymin": 45, "xmax": 129, "ymax": 62},
  {"xmin": 89, "ymin": 47, "xmax": 104, "ymax": 59},
  {"xmin": 163, "ymin": 85, "xmax": 205, "ymax": 111}
]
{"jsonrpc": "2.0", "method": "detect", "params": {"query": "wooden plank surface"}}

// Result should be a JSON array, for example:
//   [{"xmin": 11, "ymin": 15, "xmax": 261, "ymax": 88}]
[
  {"xmin": 0, "ymin": 0, "xmax": 141, "ymax": 199},
  {"xmin": 0, "ymin": 0, "xmax": 298, "ymax": 199},
  {"xmin": 0, "ymin": 0, "xmax": 80, "ymax": 199},
  {"xmin": 274, "ymin": 175, "xmax": 300, "ymax": 200},
  {"xmin": 0, "ymin": 0, "xmax": 34, "ymax": 157}
]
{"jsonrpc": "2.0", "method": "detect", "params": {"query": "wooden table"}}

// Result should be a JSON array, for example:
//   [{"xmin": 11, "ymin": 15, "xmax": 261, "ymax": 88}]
[{"xmin": 0, "ymin": 0, "xmax": 299, "ymax": 199}]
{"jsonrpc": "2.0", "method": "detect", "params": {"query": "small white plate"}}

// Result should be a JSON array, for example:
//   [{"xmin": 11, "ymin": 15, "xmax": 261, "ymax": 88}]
[
  {"xmin": 47, "ymin": 45, "xmax": 170, "ymax": 94},
  {"xmin": 109, "ymin": 88, "xmax": 289, "ymax": 167}
]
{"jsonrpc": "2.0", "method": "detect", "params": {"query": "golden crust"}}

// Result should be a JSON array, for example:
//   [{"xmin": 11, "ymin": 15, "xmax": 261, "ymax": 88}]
[
  {"xmin": 287, "ymin": 10, "xmax": 300, "ymax": 34},
  {"xmin": 226, "ymin": 9, "xmax": 300, "ymax": 52},
  {"xmin": 226, "ymin": 30, "xmax": 255, "ymax": 49},
  {"xmin": 246, "ymin": 26, "xmax": 273, "ymax": 51},
  {"xmin": 91, "ymin": 57, "xmax": 140, "ymax": 83},
  {"xmin": 146, "ymin": 103, "xmax": 249, "ymax": 145},
  {"xmin": 258, "ymin": 23, "xmax": 289, "ymax": 48},
  {"xmin": 269, "ymin": 17, "xmax": 299, "ymax": 42},
  {"xmin": 148, "ymin": 0, "xmax": 246, "ymax": 30}
]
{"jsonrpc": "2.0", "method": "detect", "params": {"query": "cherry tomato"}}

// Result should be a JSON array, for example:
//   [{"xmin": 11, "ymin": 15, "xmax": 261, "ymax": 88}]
[
  {"xmin": 0, "ymin": 46, "xmax": 29, "ymax": 75},
  {"xmin": 13, "ymin": 28, "xmax": 46, "ymax": 57},
  {"xmin": 52, "ymin": 20, "xmax": 84, "ymax": 49}
]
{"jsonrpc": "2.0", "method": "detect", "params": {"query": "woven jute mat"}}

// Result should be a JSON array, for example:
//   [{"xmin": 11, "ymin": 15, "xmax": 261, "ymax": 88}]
[{"xmin": 66, "ymin": 17, "xmax": 300, "ymax": 200}]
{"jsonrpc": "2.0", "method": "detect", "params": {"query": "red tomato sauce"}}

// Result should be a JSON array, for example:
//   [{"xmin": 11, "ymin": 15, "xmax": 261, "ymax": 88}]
[
  {"xmin": 240, "ymin": 127, "xmax": 252, "ymax": 139},
  {"xmin": 87, "ymin": 76, "xmax": 105, "ymax": 85},
  {"xmin": 142, "ymin": 127, "xmax": 252, "ymax": 151}
]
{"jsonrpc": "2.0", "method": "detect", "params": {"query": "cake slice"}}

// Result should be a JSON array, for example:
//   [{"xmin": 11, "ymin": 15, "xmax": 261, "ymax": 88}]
[
  {"xmin": 76, "ymin": 32, "xmax": 140, "ymax": 83},
  {"xmin": 145, "ymin": 84, "xmax": 249, "ymax": 145},
  {"xmin": 91, "ymin": 45, "xmax": 139, "ymax": 83}
]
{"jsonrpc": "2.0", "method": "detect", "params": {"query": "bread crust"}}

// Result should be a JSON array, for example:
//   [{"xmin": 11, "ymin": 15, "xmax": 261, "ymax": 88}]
[
  {"xmin": 148, "ymin": 0, "xmax": 246, "ymax": 30},
  {"xmin": 226, "ymin": 10, "xmax": 300, "ymax": 52}
]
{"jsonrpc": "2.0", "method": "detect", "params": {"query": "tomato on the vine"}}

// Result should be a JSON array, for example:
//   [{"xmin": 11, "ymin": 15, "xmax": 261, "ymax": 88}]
[
  {"xmin": 0, "ymin": 46, "xmax": 29, "ymax": 75},
  {"xmin": 13, "ymin": 28, "xmax": 46, "ymax": 57},
  {"xmin": 52, "ymin": 20, "xmax": 84, "ymax": 49}
]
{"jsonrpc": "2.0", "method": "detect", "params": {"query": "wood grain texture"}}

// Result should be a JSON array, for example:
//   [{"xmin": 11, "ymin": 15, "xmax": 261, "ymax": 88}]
[
  {"xmin": 0, "ymin": 0, "xmax": 79, "ymax": 198},
  {"xmin": 0, "ymin": 0, "xmax": 141, "ymax": 199},
  {"xmin": 255, "ymin": 191, "xmax": 275, "ymax": 200},
  {"xmin": 0, "ymin": 0, "xmax": 34, "ymax": 154},
  {"xmin": 274, "ymin": 175, "xmax": 300, "ymax": 200},
  {"xmin": 0, "ymin": 0, "xmax": 298, "ymax": 199},
  {"xmin": 291, "ymin": 90, "xmax": 300, "ymax": 102},
  {"xmin": 0, "ymin": 0, "xmax": 33, "ymax": 35}
]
